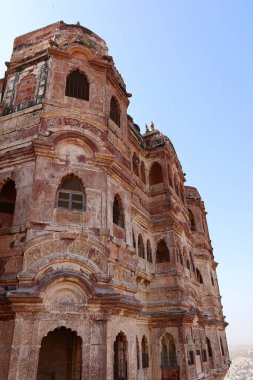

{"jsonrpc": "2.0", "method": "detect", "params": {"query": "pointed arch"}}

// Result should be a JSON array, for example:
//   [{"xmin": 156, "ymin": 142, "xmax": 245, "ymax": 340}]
[
  {"xmin": 113, "ymin": 194, "xmax": 124, "ymax": 229},
  {"xmin": 161, "ymin": 333, "xmax": 177, "ymax": 368},
  {"xmin": 37, "ymin": 327, "xmax": 82, "ymax": 380},
  {"xmin": 114, "ymin": 332, "xmax": 128, "ymax": 380},
  {"xmin": 156, "ymin": 240, "xmax": 170, "ymax": 263},
  {"xmin": 138, "ymin": 234, "xmax": 145, "ymax": 259},
  {"xmin": 196, "ymin": 268, "xmax": 203, "ymax": 284},
  {"xmin": 56, "ymin": 175, "xmax": 85, "ymax": 211},
  {"xmin": 65, "ymin": 70, "xmax": 89, "ymax": 100},
  {"xmin": 110, "ymin": 96, "xmax": 120, "ymax": 127},
  {"xmin": 0, "ymin": 179, "xmax": 17, "ymax": 227},
  {"xmin": 147, "ymin": 240, "xmax": 153, "ymax": 263},
  {"xmin": 206, "ymin": 337, "xmax": 213, "ymax": 358},
  {"xmin": 141, "ymin": 336, "xmax": 149, "ymax": 368},
  {"xmin": 149, "ymin": 162, "xmax": 163, "ymax": 186}
]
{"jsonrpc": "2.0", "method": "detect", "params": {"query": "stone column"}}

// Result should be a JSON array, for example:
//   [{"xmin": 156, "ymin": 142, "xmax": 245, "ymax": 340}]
[
  {"xmin": 7, "ymin": 318, "xmax": 39, "ymax": 380},
  {"xmin": 0, "ymin": 318, "xmax": 14, "ymax": 380}
]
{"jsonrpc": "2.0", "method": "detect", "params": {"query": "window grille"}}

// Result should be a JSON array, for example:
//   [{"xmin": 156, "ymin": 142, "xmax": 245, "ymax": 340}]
[
  {"xmin": 65, "ymin": 70, "xmax": 89, "ymax": 100},
  {"xmin": 57, "ymin": 176, "xmax": 84, "ymax": 211}
]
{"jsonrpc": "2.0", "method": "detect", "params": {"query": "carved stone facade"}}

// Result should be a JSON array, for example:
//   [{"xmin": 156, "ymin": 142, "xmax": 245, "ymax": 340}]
[{"xmin": 0, "ymin": 22, "xmax": 229, "ymax": 380}]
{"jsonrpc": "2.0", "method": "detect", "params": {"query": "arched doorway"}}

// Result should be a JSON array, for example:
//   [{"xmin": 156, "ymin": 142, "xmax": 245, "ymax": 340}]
[
  {"xmin": 160, "ymin": 333, "xmax": 180, "ymax": 380},
  {"xmin": 114, "ymin": 332, "xmax": 128, "ymax": 380},
  {"xmin": 36, "ymin": 327, "xmax": 82, "ymax": 380}
]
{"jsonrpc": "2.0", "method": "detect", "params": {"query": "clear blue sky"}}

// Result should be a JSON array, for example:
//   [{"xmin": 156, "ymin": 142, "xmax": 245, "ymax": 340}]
[{"xmin": 1, "ymin": 0, "xmax": 252, "ymax": 348}]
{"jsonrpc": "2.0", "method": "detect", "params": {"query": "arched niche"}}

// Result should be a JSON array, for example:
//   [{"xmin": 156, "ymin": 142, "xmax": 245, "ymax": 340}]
[
  {"xmin": 68, "ymin": 46, "xmax": 92, "ymax": 60},
  {"xmin": 156, "ymin": 240, "xmax": 170, "ymax": 263},
  {"xmin": 36, "ymin": 326, "xmax": 82, "ymax": 380},
  {"xmin": 160, "ymin": 333, "xmax": 178, "ymax": 369},
  {"xmin": 0, "ymin": 179, "xmax": 16, "ymax": 227},
  {"xmin": 42, "ymin": 278, "xmax": 88, "ymax": 313},
  {"xmin": 114, "ymin": 331, "xmax": 128, "ymax": 380},
  {"xmin": 149, "ymin": 162, "xmax": 163, "ymax": 186},
  {"xmin": 55, "ymin": 137, "xmax": 94, "ymax": 163}
]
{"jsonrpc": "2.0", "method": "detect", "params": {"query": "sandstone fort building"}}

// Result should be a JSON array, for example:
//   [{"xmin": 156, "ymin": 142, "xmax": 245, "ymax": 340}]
[{"xmin": 0, "ymin": 22, "xmax": 229, "ymax": 380}]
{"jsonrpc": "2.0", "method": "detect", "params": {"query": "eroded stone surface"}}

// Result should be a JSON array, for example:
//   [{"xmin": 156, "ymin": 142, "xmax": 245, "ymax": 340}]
[{"xmin": 0, "ymin": 21, "xmax": 229, "ymax": 380}]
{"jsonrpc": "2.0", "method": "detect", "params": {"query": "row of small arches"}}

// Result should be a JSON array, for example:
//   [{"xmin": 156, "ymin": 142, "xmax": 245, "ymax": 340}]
[
  {"xmin": 0, "ymin": 179, "xmax": 200, "ymax": 273},
  {"xmin": 37, "ymin": 327, "xmax": 178, "ymax": 380},
  {"xmin": 132, "ymin": 158, "xmax": 185, "ymax": 202},
  {"xmin": 0, "ymin": 178, "xmax": 201, "ymax": 277},
  {"xmin": 115, "ymin": 331, "xmax": 177, "ymax": 378}
]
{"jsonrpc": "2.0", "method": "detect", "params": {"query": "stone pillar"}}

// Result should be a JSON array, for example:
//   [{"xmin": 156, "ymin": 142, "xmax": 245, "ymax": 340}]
[
  {"xmin": 7, "ymin": 318, "xmax": 40, "ymax": 380},
  {"xmin": 0, "ymin": 318, "xmax": 14, "ymax": 380},
  {"xmin": 150, "ymin": 329, "xmax": 161, "ymax": 380},
  {"xmin": 89, "ymin": 319, "xmax": 107, "ymax": 380}
]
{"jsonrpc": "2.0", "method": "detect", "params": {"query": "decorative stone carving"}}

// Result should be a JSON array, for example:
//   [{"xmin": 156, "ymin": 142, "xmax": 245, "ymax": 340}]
[{"xmin": 23, "ymin": 237, "xmax": 108, "ymax": 273}]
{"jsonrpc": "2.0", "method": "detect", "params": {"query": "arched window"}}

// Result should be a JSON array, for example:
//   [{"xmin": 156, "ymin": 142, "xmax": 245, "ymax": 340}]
[
  {"xmin": 57, "ymin": 176, "xmax": 85, "ymax": 211},
  {"xmin": 65, "ymin": 70, "xmax": 89, "ymax": 100},
  {"xmin": 147, "ymin": 240, "xmax": 152, "ymax": 263},
  {"xmin": 110, "ymin": 96, "xmax": 120, "ymax": 127},
  {"xmin": 113, "ymin": 195, "xmax": 124, "ymax": 229},
  {"xmin": 206, "ymin": 338, "xmax": 213, "ymax": 358},
  {"xmin": 149, "ymin": 162, "xmax": 163, "ymax": 186},
  {"xmin": 0, "ymin": 180, "xmax": 16, "ymax": 227},
  {"xmin": 196, "ymin": 268, "xmax": 203, "ymax": 284},
  {"xmin": 188, "ymin": 209, "xmax": 196, "ymax": 231},
  {"xmin": 161, "ymin": 333, "xmax": 177, "ymax": 368},
  {"xmin": 140, "ymin": 161, "xmax": 146, "ymax": 184},
  {"xmin": 210, "ymin": 272, "xmax": 214, "ymax": 286},
  {"xmin": 37, "ymin": 327, "xmax": 82, "ymax": 380},
  {"xmin": 138, "ymin": 234, "xmax": 145, "ymax": 259},
  {"xmin": 114, "ymin": 332, "xmax": 128, "ymax": 380},
  {"xmin": 136, "ymin": 337, "xmax": 140, "ymax": 370},
  {"xmin": 156, "ymin": 240, "xmax": 170, "ymax": 263},
  {"xmin": 132, "ymin": 153, "xmax": 139, "ymax": 177},
  {"xmin": 220, "ymin": 337, "xmax": 225, "ymax": 356},
  {"xmin": 141, "ymin": 336, "xmax": 149, "ymax": 368}
]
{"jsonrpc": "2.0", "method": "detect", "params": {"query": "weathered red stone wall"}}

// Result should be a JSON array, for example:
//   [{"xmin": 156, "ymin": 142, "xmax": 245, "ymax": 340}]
[{"xmin": 0, "ymin": 22, "xmax": 229, "ymax": 380}]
